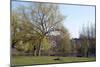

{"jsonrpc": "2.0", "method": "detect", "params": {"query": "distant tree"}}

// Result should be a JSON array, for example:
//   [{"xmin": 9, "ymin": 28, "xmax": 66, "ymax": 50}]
[
  {"xmin": 48, "ymin": 26, "xmax": 71, "ymax": 56},
  {"xmin": 79, "ymin": 23, "xmax": 96, "ymax": 57},
  {"xmin": 58, "ymin": 26, "xmax": 71, "ymax": 55}
]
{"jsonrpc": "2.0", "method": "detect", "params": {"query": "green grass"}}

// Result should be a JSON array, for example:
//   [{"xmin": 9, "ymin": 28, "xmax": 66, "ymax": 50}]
[{"xmin": 11, "ymin": 56, "xmax": 96, "ymax": 66}]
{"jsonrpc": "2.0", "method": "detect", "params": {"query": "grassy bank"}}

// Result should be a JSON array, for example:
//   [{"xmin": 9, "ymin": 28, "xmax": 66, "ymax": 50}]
[{"xmin": 11, "ymin": 56, "xmax": 96, "ymax": 66}]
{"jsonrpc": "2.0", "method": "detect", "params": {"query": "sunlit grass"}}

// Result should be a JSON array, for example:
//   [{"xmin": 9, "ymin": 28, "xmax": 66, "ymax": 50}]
[{"xmin": 11, "ymin": 56, "xmax": 96, "ymax": 66}]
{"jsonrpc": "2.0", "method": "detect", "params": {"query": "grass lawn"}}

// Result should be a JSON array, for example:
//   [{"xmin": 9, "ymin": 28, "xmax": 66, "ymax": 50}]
[{"xmin": 11, "ymin": 56, "xmax": 96, "ymax": 66}]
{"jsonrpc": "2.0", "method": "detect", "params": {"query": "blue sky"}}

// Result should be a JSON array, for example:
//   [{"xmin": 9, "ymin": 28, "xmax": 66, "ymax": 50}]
[
  {"xmin": 59, "ymin": 4, "xmax": 95, "ymax": 38},
  {"xmin": 12, "ymin": 1, "xmax": 95, "ymax": 38}
]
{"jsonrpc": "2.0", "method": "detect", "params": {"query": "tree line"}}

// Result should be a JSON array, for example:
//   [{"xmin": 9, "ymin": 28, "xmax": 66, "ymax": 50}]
[{"xmin": 11, "ymin": 2, "xmax": 96, "ymax": 57}]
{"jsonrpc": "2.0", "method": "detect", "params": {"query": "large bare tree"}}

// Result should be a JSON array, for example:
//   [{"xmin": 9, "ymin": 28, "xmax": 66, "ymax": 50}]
[{"xmin": 11, "ymin": 2, "xmax": 65, "ymax": 56}]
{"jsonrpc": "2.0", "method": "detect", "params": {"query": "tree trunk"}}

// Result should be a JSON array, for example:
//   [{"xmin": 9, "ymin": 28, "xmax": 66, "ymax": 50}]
[
  {"xmin": 36, "ymin": 39, "xmax": 42, "ymax": 56},
  {"xmin": 34, "ymin": 50, "xmax": 37, "ymax": 56},
  {"xmin": 32, "ymin": 45, "xmax": 36, "ymax": 56},
  {"xmin": 33, "ymin": 36, "xmax": 44, "ymax": 56},
  {"xmin": 36, "ymin": 46, "xmax": 41, "ymax": 56}
]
